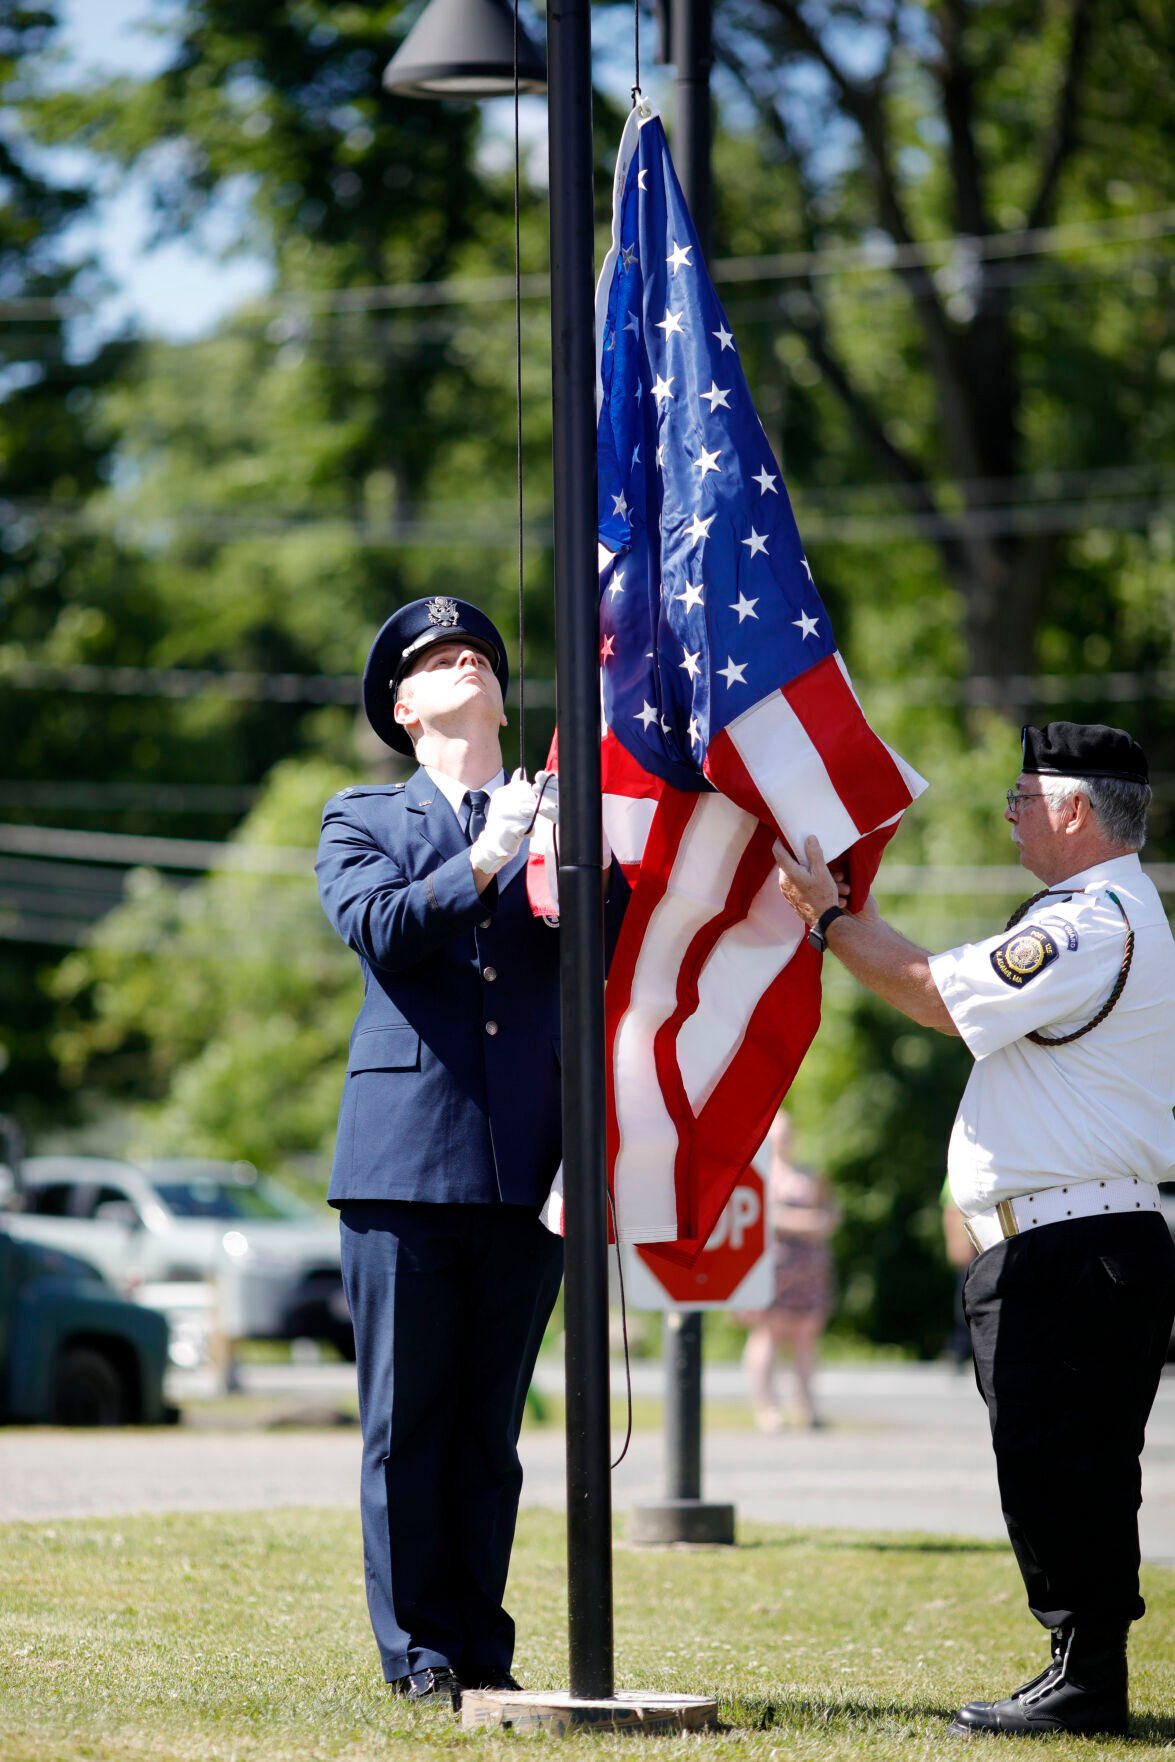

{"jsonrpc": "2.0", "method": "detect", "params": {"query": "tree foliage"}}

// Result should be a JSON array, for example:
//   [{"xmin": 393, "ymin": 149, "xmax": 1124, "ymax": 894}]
[{"xmin": 4, "ymin": 1, "xmax": 1175, "ymax": 1347}]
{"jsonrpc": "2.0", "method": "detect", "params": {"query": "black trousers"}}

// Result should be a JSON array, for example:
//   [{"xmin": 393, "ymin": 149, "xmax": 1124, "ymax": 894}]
[
  {"xmin": 963, "ymin": 1210, "xmax": 1175, "ymax": 1631},
  {"xmin": 340, "ymin": 1200, "xmax": 564, "ymax": 1682}
]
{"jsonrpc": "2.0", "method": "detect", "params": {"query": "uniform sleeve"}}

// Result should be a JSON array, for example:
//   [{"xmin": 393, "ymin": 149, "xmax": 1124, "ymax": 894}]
[
  {"xmin": 315, "ymin": 794, "xmax": 493, "ymax": 973},
  {"xmin": 928, "ymin": 898, "xmax": 1125, "ymax": 1059}
]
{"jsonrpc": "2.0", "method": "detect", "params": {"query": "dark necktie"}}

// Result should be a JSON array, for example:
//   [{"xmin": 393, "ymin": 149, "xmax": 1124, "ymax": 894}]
[{"xmin": 463, "ymin": 789, "xmax": 489, "ymax": 843}]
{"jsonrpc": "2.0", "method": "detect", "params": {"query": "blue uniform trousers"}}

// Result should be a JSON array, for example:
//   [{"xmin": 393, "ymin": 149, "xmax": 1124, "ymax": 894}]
[{"xmin": 339, "ymin": 1199, "xmax": 564, "ymax": 1683}]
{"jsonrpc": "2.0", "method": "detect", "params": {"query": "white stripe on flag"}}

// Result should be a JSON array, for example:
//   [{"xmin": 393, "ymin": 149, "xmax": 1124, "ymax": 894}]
[
  {"xmin": 678, "ymin": 863, "xmax": 806, "ymax": 1113},
  {"xmin": 726, "ymin": 688, "xmax": 863, "ymax": 855},
  {"xmin": 603, "ymin": 791, "xmax": 659, "ymax": 868},
  {"xmin": 613, "ymin": 794, "xmax": 759, "ymax": 1242}
]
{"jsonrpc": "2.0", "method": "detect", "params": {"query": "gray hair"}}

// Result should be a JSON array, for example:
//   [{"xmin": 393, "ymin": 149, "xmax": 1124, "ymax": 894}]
[{"xmin": 1039, "ymin": 775, "xmax": 1151, "ymax": 851}]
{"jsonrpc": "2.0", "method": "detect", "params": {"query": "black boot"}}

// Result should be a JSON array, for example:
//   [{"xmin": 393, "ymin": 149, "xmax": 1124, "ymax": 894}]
[{"xmin": 949, "ymin": 1624, "xmax": 1129, "ymax": 1737}]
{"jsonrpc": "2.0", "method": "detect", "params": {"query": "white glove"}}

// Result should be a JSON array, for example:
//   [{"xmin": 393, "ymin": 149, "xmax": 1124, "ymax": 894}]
[
  {"xmin": 470, "ymin": 769, "xmax": 543, "ymax": 876},
  {"xmin": 533, "ymin": 769, "xmax": 560, "ymax": 825}
]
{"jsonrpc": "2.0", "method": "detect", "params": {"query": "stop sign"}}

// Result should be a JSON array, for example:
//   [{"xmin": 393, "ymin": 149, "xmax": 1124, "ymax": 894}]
[{"xmin": 626, "ymin": 1165, "xmax": 770, "ymax": 1310}]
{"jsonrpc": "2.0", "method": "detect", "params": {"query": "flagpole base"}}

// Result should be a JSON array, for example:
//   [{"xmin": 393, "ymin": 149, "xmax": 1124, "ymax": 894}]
[
  {"xmin": 628, "ymin": 1499, "xmax": 736, "ymax": 1546},
  {"xmin": 461, "ymin": 1689, "xmax": 720, "ymax": 1734}
]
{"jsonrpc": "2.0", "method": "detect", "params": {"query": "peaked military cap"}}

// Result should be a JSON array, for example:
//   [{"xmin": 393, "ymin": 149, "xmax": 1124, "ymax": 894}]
[
  {"xmin": 1021, "ymin": 721, "xmax": 1149, "ymax": 786},
  {"xmin": 363, "ymin": 596, "xmax": 510, "ymax": 755}
]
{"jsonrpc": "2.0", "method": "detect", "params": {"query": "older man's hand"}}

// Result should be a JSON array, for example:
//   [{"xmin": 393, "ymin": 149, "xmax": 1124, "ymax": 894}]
[{"xmin": 776, "ymin": 834, "xmax": 843, "ymax": 927}]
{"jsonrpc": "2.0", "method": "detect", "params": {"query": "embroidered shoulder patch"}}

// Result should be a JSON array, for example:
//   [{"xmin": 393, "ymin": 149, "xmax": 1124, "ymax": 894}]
[{"xmin": 990, "ymin": 924, "xmax": 1059, "ymax": 988}]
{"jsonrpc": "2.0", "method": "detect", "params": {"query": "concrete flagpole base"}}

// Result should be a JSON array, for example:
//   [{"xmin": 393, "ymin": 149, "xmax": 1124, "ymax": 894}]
[
  {"xmin": 628, "ymin": 1499, "xmax": 737, "ymax": 1545},
  {"xmin": 461, "ymin": 1689, "xmax": 720, "ymax": 1735}
]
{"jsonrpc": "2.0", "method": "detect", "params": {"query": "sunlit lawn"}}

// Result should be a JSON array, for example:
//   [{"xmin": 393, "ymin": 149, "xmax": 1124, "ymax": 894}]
[{"xmin": 2, "ymin": 1506, "xmax": 1173, "ymax": 1761}]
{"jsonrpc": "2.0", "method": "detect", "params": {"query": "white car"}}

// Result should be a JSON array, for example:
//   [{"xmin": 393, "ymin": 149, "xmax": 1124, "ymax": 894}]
[{"xmin": 4, "ymin": 1155, "xmax": 352, "ymax": 1358}]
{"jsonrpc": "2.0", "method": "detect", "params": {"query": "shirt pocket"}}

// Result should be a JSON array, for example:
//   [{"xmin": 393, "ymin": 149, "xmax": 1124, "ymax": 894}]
[{"xmin": 346, "ymin": 1025, "xmax": 421, "ymax": 1073}]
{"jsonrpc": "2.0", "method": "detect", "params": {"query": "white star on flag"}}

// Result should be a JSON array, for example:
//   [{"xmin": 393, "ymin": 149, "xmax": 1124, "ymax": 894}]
[
  {"xmin": 656, "ymin": 310, "xmax": 686, "ymax": 338},
  {"xmin": 701, "ymin": 383, "xmax": 731, "ymax": 412},
  {"xmin": 608, "ymin": 570, "xmax": 626, "ymax": 598},
  {"xmin": 717, "ymin": 657, "xmax": 748, "ymax": 687},
  {"xmin": 600, "ymin": 632, "xmax": 616, "ymax": 660},
  {"xmin": 753, "ymin": 466, "xmax": 778, "ymax": 494},
  {"xmin": 667, "ymin": 242, "xmax": 692, "ymax": 272},
  {"xmin": 680, "ymin": 647, "xmax": 701, "ymax": 679},
  {"xmin": 688, "ymin": 715, "xmax": 702, "ymax": 747},
  {"xmin": 713, "ymin": 324, "xmax": 734, "ymax": 350},
  {"xmin": 693, "ymin": 446, "xmax": 721, "ymax": 478},
  {"xmin": 742, "ymin": 528, "xmax": 769, "ymax": 557},
  {"xmin": 635, "ymin": 700, "xmax": 658, "ymax": 729},
  {"xmin": 792, "ymin": 611, "xmax": 819, "ymax": 639},
  {"xmin": 676, "ymin": 580, "xmax": 705, "ymax": 611},
  {"xmin": 651, "ymin": 374, "xmax": 675, "ymax": 404},
  {"xmin": 684, "ymin": 511, "xmax": 714, "ymax": 543},
  {"xmin": 730, "ymin": 592, "xmax": 759, "ymax": 622},
  {"xmin": 612, "ymin": 490, "xmax": 629, "ymax": 517}
]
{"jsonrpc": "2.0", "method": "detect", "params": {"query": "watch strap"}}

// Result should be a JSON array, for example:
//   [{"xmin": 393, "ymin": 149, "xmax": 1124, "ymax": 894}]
[{"xmin": 807, "ymin": 904, "xmax": 846, "ymax": 952}]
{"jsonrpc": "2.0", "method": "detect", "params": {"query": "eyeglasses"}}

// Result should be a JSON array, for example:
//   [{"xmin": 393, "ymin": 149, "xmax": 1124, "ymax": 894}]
[{"xmin": 1005, "ymin": 789, "xmax": 1048, "ymax": 813}]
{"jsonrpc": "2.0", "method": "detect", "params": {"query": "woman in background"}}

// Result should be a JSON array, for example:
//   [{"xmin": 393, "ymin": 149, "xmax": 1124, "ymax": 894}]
[{"xmin": 739, "ymin": 1111, "xmax": 839, "ymax": 1431}]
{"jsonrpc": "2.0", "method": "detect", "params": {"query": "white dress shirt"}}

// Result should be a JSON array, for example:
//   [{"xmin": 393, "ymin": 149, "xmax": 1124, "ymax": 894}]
[
  {"xmin": 928, "ymin": 855, "xmax": 1175, "ymax": 1214},
  {"xmin": 424, "ymin": 766, "xmax": 505, "ymax": 824}
]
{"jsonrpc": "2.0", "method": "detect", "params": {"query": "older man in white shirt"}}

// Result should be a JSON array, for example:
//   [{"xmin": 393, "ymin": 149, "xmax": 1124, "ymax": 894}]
[{"xmin": 778, "ymin": 721, "xmax": 1175, "ymax": 1738}]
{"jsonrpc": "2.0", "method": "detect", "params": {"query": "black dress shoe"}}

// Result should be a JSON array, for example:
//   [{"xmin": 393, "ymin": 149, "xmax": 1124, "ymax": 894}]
[
  {"xmin": 390, "ymin": 1666, "xmax": 464, "ymax": 1707},
  {"xmin": 465, "ymin": 1668, "xmax": 524, "ymax": 1691},
  {"xmin": 949, "ymin": 1624, "xmax": 1128, "ymax": 1737}
]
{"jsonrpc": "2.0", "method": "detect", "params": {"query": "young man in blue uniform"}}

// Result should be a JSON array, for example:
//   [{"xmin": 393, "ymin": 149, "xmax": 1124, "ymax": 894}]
[
  {"xmin": 777, "ymin": 721, "xmax": 1175, "ymax": 1739},
  {"xmin": 317, "ymin": 595, "xmax": 624, "ymax": 1708}
]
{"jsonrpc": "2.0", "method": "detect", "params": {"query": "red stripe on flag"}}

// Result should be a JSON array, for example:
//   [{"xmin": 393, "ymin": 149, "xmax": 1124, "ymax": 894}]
[
  {"xmin": 702, "ymin": 727, "xmax": 782, "ymax": 846},
  {"xmin": 783, "ymin": 655, "xmax": 912, "ymax": 832},
  {"xmin": 653, "ymin": 930, "xmax": 823, "ymax": 1265}
]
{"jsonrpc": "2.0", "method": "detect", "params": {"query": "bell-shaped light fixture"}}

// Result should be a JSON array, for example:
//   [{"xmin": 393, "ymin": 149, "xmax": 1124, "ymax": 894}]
[{"xmin": 384, "ymin": 0, "xmax": 546, "ymax": 98}]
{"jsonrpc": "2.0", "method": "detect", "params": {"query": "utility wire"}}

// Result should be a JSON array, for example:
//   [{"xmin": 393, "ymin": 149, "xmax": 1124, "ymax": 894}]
[
  {"xmin": 4, "ymin": 206, "xmax": 1175, "ymax": 323},
  {"xmin": 2, "ymin": 662, "xmax": 1172, "ymax": 708}
]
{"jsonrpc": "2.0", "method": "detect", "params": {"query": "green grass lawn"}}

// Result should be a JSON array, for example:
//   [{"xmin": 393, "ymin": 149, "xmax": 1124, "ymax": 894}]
[{"xmin": 1, "ymin": 1507, "xmax": 1172, "ymax": 1761}]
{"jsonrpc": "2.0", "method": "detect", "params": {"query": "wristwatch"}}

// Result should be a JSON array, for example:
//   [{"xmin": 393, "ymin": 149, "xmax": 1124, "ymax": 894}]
[{"xmin": 807, "ymin": 904, "xmax": 846, "ymax": 953}]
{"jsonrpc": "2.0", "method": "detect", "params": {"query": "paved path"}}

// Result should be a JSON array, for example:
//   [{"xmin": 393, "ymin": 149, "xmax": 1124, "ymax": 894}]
[{"xmin": 2, "ymin": 1363, "xmax": 1173, "ymax": 1565}]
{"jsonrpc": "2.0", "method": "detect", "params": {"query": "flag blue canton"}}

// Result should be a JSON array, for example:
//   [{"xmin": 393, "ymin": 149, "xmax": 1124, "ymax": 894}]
[{"xmin": 597, "ymin": 112, "xmax": 835, "ymax": 793}]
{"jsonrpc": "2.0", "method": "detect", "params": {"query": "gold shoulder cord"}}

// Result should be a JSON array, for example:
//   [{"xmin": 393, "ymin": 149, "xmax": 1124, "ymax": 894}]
[{"xmin": 1003, "ymin": 887, "xmax": 1134, "ymax": 1047}]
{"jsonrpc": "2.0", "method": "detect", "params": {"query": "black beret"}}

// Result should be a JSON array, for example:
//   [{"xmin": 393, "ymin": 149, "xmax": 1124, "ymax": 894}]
[
  {"xmin": 362, "ymin": 596, "xmax": 509, "ymax": 756},
  {"xmin": 1020, "ymin": 721, "xmax": 1148, "ymax": 786}
]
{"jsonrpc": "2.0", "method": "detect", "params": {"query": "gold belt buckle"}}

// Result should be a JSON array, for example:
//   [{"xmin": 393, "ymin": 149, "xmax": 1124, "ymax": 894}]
[{"xmin": 996, "ymin": 1199, "xmax": 1020, "ymax": 1239}]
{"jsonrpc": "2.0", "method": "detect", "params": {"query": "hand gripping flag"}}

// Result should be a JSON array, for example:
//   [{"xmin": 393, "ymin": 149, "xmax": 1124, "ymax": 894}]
[{"xmin": 534, "ymin": 104, "xmax": 926, "ymax": 1259}]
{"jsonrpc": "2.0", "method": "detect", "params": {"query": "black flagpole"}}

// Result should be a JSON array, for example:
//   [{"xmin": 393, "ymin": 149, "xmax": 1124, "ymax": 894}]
[{"xmin": 546, "ymin": 0, "xmax": 615, "ymax": 1703}]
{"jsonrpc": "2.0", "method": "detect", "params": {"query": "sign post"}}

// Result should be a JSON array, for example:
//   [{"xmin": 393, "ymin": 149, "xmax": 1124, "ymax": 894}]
[{"xmin": 626, "ymin": 1159, "xmax": 770, "ymax": 1544}]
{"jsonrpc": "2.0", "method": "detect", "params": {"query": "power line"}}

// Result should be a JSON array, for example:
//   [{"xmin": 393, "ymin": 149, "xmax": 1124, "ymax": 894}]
[
  {"xmin": 2, "ymin": 660, "xmax": 1173, "ymax": 708},
  {"xmin": 4, "ymin": 206, "xmax": 1175, "ymax": 325},
  {"xmin": 0, "ymin": 781, "xmax": 258, "ymax": 814},
  {"xmin": 0, "ymin": 822, "xmax": 313, "ymax": 875},
  {"xmin": 5, "ymin": 485, "xmax": 1175, "ymax": 548},
  {"xmin": 0, "ymin": 660, "xmax": 557, "ymax": 708}
]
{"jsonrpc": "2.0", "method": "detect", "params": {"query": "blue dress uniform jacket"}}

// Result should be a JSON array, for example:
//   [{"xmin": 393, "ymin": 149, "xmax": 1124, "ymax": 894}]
[{"xmin": 316, "ymin": 769, "xmax": 563, "ymax": 1209}]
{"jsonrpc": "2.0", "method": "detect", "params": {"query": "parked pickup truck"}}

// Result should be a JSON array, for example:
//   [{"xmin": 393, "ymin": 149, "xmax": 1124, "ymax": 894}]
[
  {"xmin": 2, "ymin": 1153, "xmax": 352, "ymax": 1359},
  {"xmin": 0, "ymin": 1219, "xmax": 172, "ymax": 1425}
]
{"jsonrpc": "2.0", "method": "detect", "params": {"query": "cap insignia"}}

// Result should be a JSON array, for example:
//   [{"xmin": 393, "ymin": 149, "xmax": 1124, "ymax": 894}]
[{"xmin": 427, "ymin": 596, "xmax": 460, "ymax": 629}]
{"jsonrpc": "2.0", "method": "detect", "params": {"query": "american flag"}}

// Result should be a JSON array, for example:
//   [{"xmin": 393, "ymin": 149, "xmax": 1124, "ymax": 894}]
[{"xmin": 536, "ymin": 105, "xmax": 925, "ymax": 1258}]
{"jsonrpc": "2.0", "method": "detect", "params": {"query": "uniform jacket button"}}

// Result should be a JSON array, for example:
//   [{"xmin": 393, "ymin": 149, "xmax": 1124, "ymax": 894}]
[
  {"xmin": 483, "ymin": 965, "xmax": 498, "ymax": 982},
  {"xmin": 485, "ymin": 1020, "xmax": 499, "ymax": 1036},
  {"xmin": 479, "ymin": 917, "xmax": 492, "ymax": 930}
]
